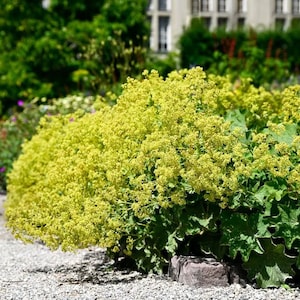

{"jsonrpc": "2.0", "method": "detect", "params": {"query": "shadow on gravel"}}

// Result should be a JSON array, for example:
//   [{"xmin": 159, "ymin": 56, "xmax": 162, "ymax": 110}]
[{"xmin": 27, "ymin": 248, "xmax": 147, "ymax": 285}]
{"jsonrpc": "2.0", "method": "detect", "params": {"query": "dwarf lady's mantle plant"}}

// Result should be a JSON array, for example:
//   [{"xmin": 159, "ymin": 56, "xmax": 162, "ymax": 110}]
[{"xmin": 5, "ymin": 67, "xmax": 300, "ymax": 287}]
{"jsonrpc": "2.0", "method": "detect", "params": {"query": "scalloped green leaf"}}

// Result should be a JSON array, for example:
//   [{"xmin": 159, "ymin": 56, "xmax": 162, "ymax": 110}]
[
  {"xmin": 220, "ymin": 211, "xmax": 264, "ymax": 261},
  {"xmin": 177, "ymin": 201, "xmax": 220, "ymax": 237},
  {"xmin": 225, "ymin": 109, "xmax": 248, "ymax": 131},
  {"xmin": 243, "ymin": 239, "xmax": 296, "ymax": 288},
  {"xmin": 165, "ymin": 232, "xmax": 178, "ymax": 254},
  {"xmin": 225, "ymin": 109, "xmax": 248, "ymax": 142},
  {"xmin": 273, "ymin": 204, "xmax": 300, "ymax": 249},
  {"xmin": 252, "ymin": 183, "xmax": 284, "ymax": 205},
  {"xmin": 264, "ymin": 123, "xmax": 297, "ymax": 145}
]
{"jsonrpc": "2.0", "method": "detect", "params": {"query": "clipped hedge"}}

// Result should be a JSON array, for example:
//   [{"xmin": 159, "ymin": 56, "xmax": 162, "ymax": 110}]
[{"xmin": 5, "ymin": 68, "xmax": 300, "ymax": 287}]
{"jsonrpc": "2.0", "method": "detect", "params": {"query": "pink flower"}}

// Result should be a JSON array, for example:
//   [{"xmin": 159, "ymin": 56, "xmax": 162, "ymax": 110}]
[
  {"xmin": 0, "ymin": 167, "xmax": 6, "ymax": 173},
  {"xmin": 17, "ymin": 100, "xmax": 24, "ymax": 107}
]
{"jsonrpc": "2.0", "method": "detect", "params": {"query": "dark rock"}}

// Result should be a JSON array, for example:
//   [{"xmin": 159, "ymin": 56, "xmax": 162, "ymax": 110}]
[{"xmin": 168, "ymin": 255, "xmax": 229, "ymax": 287}]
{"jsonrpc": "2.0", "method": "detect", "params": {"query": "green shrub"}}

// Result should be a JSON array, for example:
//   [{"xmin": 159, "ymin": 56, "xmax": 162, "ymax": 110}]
[
  {"xmin": 179, "ymin": 21, "xmax": 300, "ymax": 87},
  {"xmin": 208, "ymin": 44, "xmax": 291, "ymax": 88},
  {"xmin": 5, "ymin": 68, "xmax": 300, "ymax": 287},
  {"xmin": 0, "ymin": 0, "xmax": 149, "ymax": 113},
  {"xmin": 179, "ymin": 18, "xmax": 215, "ymax": 69},
  {"xmin": 145, "ymin": 51, "xmax": 179, "ymax": 78}
]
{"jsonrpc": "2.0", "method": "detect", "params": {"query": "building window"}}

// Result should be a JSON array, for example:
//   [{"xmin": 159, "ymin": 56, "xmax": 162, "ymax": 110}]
[
  {"xmin": 292, "ymin": 0, "xmax": 300, "ymax": 14},
  {"xmin": 158, "ymin": 0, "xmax": 171, "ymax": 11},
  {"xmin": 218, "ymin": 0, "xmax": 227, "ymax": 12},
  {"xmin": 275, "ymin": 0, "xmax": 283, "ymax": 13},
  {"xmin": 237, "ymin": 17, "xmax": 245, "ymax": 28},
  {"xmin": 158, "ymin": 16, "xmax": 170, "ymax": 52},
  {"xmin": 201, "ymin": 0, "xmax": 210, "ymax": 11},
  {"xmin": 218, "ymin": 17, "xmax": 228, "ymax": 29},
  {"xmin": 275, "ymin": 18, "xmax": 285, "ymax": 29},
  {"xmin": 202, "ymin": 17, "xmax": 211, "ymax": 29},
  {"xmin": 191, "ymin": 0, "xmax": 199, "ymax": 14},
  {"xmin": 237, "ymin": 0, "xmax": 247, "ymax": 13}
]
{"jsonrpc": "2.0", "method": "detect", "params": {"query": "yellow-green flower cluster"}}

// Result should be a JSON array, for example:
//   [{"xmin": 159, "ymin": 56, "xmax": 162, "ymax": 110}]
[
  {"xmin": 207, "ymin": 74, "xmax": 300, "ymax": 125},
  {"xmin": 250, "ymin": 121, "xmax": 300, "ymax": 190},
  {"xmin": 5, "ymin": 67, "xmax": 300, "ymax": 259}
]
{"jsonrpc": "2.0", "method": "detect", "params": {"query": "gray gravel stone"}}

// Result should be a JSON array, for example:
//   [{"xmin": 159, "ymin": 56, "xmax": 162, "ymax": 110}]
[{"xmin": 1, "ymin": 194, "xmax": 300, "ymax": 299}]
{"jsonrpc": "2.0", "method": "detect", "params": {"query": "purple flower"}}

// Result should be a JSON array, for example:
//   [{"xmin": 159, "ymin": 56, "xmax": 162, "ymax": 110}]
[
  {"xmin": 0, "ymin": 167, "xmax": 6, "ymax": 173},
  {"xmin": 17, "ymin": 100, "xmax": 24, "ymax": 107},
  {"xmin": 11, "ymin": 116, "xmax": 17, "ymax": 122}
]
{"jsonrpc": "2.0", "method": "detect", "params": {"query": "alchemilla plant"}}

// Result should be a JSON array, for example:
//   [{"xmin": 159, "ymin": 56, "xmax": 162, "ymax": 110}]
[
  {"xmin": 5, "ymin": 67, "xmax": 300, "ymax": 288},
  {"xmin": 0, "ymin": 94, "xmax": 108, "ymax": 192}
]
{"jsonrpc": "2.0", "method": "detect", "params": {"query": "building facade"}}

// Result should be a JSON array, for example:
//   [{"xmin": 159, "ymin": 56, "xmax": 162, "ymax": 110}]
[{"xmin": 147, "ymin": 0, "xmax": 300, "ymax": 52}]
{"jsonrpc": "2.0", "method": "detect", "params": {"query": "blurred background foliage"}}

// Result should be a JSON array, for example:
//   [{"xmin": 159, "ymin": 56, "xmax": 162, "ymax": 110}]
[
  {"xmin": 0, "ymin": 0, "xmax": 149, "ymax": 114},
  {"xmin": 178, "ymin": 18, "xmax": 300, "ymax": 87}
]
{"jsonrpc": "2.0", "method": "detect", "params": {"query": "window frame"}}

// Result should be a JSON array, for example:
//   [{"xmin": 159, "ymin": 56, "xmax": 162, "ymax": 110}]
[
  {"xmin": 292, "ymin": 0, "xmax": 300, "ymax": 14},
  {"xmin": 217, "ymin": 17, "xmax": 228, "ymax": 29},
  {"xmin": 191, "ymin": 0, "xmax": 200, "ymax": 15},
  {"xmin": 158, "ymin": 0, "xmax": 171, "ymax": 11},
  {"xmin": 275, "ymin": 0, "xmax": 284, "ymax": 13},
  {"xmin": 158, "ymin": 16, "xmax": 170, "ymax": 52},
  {"xmin": 218, "ymin": 0, "xmax": 227, "ymax": 12},
  {"xmin": 200, "ymin": 0, "xmax": 210, "ymax": 12}
]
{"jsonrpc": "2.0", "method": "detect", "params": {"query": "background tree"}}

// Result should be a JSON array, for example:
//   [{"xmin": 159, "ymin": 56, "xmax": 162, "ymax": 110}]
[
  {"xmin": 178, "ymin": 18, "xmax": 215, "ymax": 69},
  {"xmin": 178, "ymin": 18, "xmax": 300, "ymax": 87},
  {"xmin": 0, "ymin": 0, "xmax": 149, "ymax": 114}
]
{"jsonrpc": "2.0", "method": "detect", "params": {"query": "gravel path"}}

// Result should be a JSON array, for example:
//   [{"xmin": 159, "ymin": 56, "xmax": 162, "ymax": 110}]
[{"xmin": 1, "ymin": 194, "xmax": 300, "ymax": 300}]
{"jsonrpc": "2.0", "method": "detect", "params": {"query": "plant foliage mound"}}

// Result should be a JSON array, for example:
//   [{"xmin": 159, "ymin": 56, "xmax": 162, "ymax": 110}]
[{"xmin": 5, "ymin": 68, "xmax": 300, "ymax": 288}]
